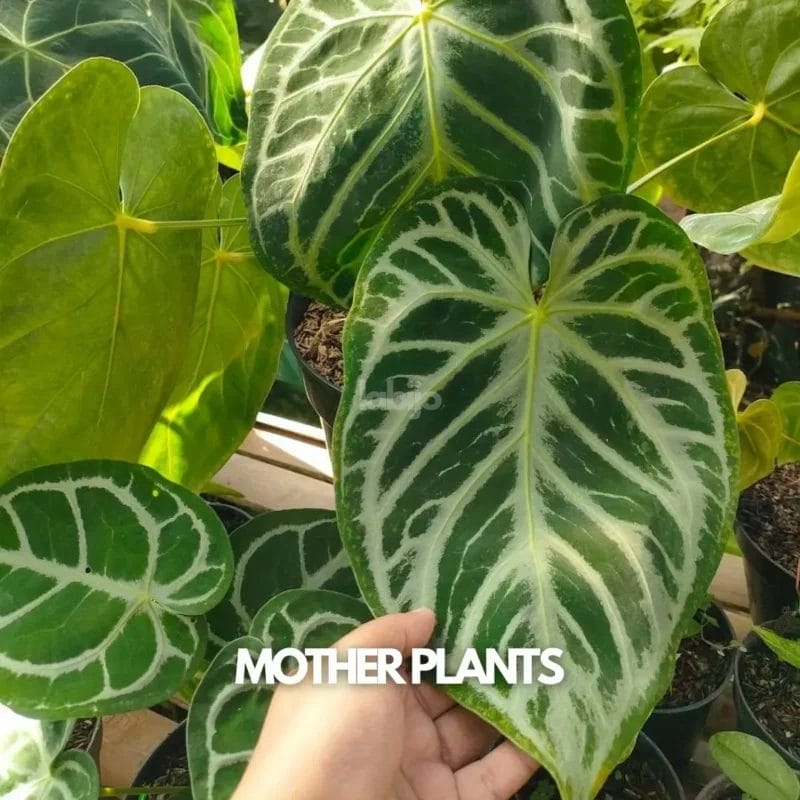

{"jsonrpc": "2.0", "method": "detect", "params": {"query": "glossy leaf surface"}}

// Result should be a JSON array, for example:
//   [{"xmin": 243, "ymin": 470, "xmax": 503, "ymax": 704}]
[
  {"xmin": 0, "ymin": 0, "xmax": 247, "ymax": 147},
  {"xmin": 244, "ymin": 0, "xmax": 641, "ymax": 307},
  {"xmin": 336, "ymin": 180, "xmax": 737, "ymax": 799}
]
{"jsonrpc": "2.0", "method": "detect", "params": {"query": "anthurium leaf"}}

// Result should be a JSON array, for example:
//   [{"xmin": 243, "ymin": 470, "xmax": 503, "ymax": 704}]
[
  {"xmin": 745, "ymin": 231, "xmax": 800, "ymax": 276},
  {"xmin": 727, "ymin": 369, "xmax": 748, "ymax": 412},
  {"xmin": 243, "ymin": 0, "xmax": 640, "ymax": 307},
  {"xmin": 0, "ymin": 460, "xmax": 233, "ymax": 719},
  {"xmin": 639, "ymin": 0, "xmax": 800, "ymax": 213},
  {"xmin": 0, "ymin": 0, "xmax": 247, "ymax": 148},
  {"xmin": 771, "ymin": 382, "xmax": 800, "ymax": 465},
  {"xmin": 206, "ymin": 510, "xmax": 360, "ymax": 651},
  {"xmin": 0, "ymin": 706, "xmax": 100, "ymax": 800},
  {"xmin": 188, "ymin": 589, "xmax": 370, "ymax": 800},
  {"xmin": 737, "ymin": 399, "xmax": 783, "ymax": 491},
  {"xmin": 0, "ymin": 58, "xmax": 217, "ymax": 487},
  {"xmin": 754, "ymin": 626, "xmax": 800, "ymax": 669},
  {"xmin": 139, "ymin": 175, "xmax": 288, "ymax": 492},
  {"xmin": 681, "ymin": 153, "xmax": 800, "ymax": 254},
  {"xmin": 710, "ymin": 732, "xmax": 800, "ymax": 800},
  {"xmin": 336, "ymin": 180, "xmax": 737, "ymax": 800}
]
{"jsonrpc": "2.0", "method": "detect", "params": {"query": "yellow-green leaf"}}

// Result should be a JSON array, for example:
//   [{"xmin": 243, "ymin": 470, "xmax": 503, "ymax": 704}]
[{"xmin": 737, "ymin": 398, "xmax": 783, "ymax": 491}]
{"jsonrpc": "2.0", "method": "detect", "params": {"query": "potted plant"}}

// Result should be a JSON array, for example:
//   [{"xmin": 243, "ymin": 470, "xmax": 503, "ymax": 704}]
[
  {"xmin": 733, "ymin": 614, "xmax": 800, "ymax": 771},
  {"xmin": 696, "ymin": 731, "xmax": 800, "ymax": 800},
  {"xmin": 643, "ymin": 603, "xmax": 736, "ymax": 764}
]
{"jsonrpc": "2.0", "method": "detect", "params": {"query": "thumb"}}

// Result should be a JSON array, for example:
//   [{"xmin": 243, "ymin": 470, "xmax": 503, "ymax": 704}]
[{"xmin": 337, "ymin": 608, "xmax": 436, "ymax": 657}]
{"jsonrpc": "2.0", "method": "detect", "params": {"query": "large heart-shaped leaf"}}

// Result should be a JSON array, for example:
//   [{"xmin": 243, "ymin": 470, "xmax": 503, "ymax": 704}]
[
  {"xmin": 139, "ymin": 176, "xmax": 288, "ymax": 492},
  {"xmin": 336, "ymin": 180, "xmax": 738, "ymax": 799},
  {"xmin": 0, "ymin": 706, "xmax": 98, "ymax": 800},
  {"xmin": 0, "ymin": 58, "xmax": 217, "ymax": 487},
  {"xmin": 206, "ymin": 509, "xmax": 359, "ymax": 650},
  {"xmin": 188, "ymin": 589, "xmax": 370, "ymax": 800},
  {"xmin": 638, "ymin": 0, "xmax": 800, "ymax": 212},
  {"xmin": 0, "ymin": 0, "xmax": 247, "ymax": 148},
  {"xmin": 243, "ymin": 0, "xmax": 640, "ymax": 307},
  {"xmin": 0, "ymin": 461, "xmax": 233, "ymax": 719}
]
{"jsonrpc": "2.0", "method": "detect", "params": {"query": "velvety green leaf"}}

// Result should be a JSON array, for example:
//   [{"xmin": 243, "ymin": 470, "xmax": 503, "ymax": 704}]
[
  {"xmin": 710, "ymin": 732, "xmax": 800, "ymax": 800},
  {"xmin": 682, "ymin": 153, "xmax": 800, "ymax": 254},
  {"xmin": 771, "ymin": 382, "xmax": 800, "ymax": 464},
  {"xmin": 639, "ymin": 0, "xmax": 800, "ymax": 212},
  {"xmin": 188, "ymin": 589, "xmax": 370, "ymax": 800},
  {"xmin": 0, "ymin": 58, "xmax": 217, "ymax": 487},
  {"xmin": 244, "ymin": 0, "xmax": 641, "ymax": 307},
  {"xmin": 0, "ymin": 0, "xmax": 247, "ymax": 147},
  {"xmin": 737, "ymin": 399, "xmax": 782, "ymax": 491},
  {"xmin": 139, "ymin": 176, "xmax": 288, "ymax": 492},
  {"xmin": 336, "ymin": 180, "xmax": 738, "ymax": 799},
  {"xmin": 754, "ymin": 626, "xmax": 800, "ymax": 669},
  {"xmin": 0, "ymin": 706, "xmax": 99, "ymax": 800},
  {"xmin": 0, "ymin": 460, "xmax": 233, "ymax": 719},
  {"xmin": 206, "ymin": 509, "xmax": 360, "ymax": 650}
]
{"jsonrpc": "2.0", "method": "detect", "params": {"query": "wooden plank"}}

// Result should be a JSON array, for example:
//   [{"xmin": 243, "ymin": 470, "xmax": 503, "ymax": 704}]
[
  {"xmin": 238, "ymin": 426, "xmax": 332, "ymax": 482},
  {"xmin": 724, "ymin": 608, "xmax": 752, "ymax": 641},
  {"xmin": 256, "ymin": 412, "xmax": 326, "ymax": 444},
  {"xmin": 99, "ymin": 711, "xmax": 176, "ymax": 788},
  {"xmin": 710, "ymin": 554, "xmax": 749, "ymax": 613},
  {"xmin": 214, "ymin": 453, "xmax": 334, "ymax": 511}
]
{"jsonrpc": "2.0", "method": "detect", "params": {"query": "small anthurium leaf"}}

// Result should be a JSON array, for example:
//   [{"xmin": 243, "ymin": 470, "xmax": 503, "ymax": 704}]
[
  {"xmin": 0, "ymin": 705, "xmax": 99, "ymax": 800},
  {"xmin": 188, "ymin": 589, "xmax": 370, "ymax": 800},
  {"xmin": 0, "ymin": 0, "xmax": 247, "ymax": 147},
  {"xmin": 0, "ymin": 461, "xmax": 233, "ymax": 719},
  {"xmin": 727, "ymin": 369, "xmax": 748, "ymax": 412},
  {"xmin": 336, "ymin": 179, "xmax": 738, "ymax": 800},
  {"xmin": 710, "ymin": 732, "xmax": 800, "ymax": 800},
  {"xmin": 771, "ymin": 382, "xmax": 800, "ymax": 465},
  {"xmin": 754, "ymin": 626, "xmax": 800, "ymax": 669},
  {"xmin": 0, "ymin": 58, "xmax": 217, "ymax": 487},
  {"xmin": 737, "ymin": 399, "xmax": 783, "ymax": 491},
  {"xmin": 244, "ymin": 0, "xmax": 640, "ymax": 307},
  {"xmin": 206, "ymin": 510, "xmax": 360, "ymax": 651},
  {"xmin": 139, "ymin": 175, "xmax": 288, "ymax": 492},
  {"xmin": 681, "ymin": 153, "xmax": 800, "ymax": 255},
  {"xmin": 639, "ymin": 0, "xmax": 800, "ymax": 213}
]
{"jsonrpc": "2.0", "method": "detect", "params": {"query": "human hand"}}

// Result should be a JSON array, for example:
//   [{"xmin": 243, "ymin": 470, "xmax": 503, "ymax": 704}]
[{"xmin": 232, "ymin": 609, "xmax": 539, "ymax": 800}]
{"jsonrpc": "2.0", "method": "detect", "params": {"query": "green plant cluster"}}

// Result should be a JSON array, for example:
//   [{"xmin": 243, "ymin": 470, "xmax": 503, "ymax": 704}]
[{"xmin": 0, "ymin": 1, "xmax": 799, "ymax": 799}]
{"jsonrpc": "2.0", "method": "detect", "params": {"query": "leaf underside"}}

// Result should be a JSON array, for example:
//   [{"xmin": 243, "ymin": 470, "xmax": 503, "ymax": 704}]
[
  {"xmin": 244, "ymin": 0, "xmax": 640, "ymax": 307},
  {"xmin": 335, "ymin": 180, "xmax": 738, "ymax": 800}
]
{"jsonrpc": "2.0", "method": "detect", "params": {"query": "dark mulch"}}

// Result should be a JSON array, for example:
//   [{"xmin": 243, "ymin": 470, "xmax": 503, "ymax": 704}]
[
  {"xmin": 517, "ymin": 755, "xmax": 673, "ymax": 800},
  {"xmin": 138, "ymin": 751, "xmax": 191, "ymax": 800},
  {"xmin": 738, "ymin": 463, "xmax": 800, "ymax": 574},
  {"xmin": 659, "ymin": 632, "xmax": 732, "ymax": 709},
  {"xmin": 293, "ymin": 301, "xmax": 346, "ymax": 386},
  {"xmin": 739, "ymin": 616, "xmax": 800, "ymax": 762},
  {"xmin": 66, "ymin": 718, "xmax": 98, "ymax": 751}
]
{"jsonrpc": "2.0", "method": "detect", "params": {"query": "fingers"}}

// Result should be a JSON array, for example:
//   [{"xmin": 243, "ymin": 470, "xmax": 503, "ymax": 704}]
[
  {"xmin": 336, "ymin": 608, "xmax": 436, "ymax": 657},
  {"xmin": 455, "ymin": 739, "xmax": 539, "ymax": 800},
  {"xmin": 413, "ymin": 680, "xmax": 456, "ymax": 719},
  {"xmin": 435, "ymin": 706, "xmax": 498, "ymax": 769}
]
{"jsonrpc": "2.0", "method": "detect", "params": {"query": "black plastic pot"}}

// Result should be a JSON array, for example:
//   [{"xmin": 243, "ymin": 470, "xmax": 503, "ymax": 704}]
[
  {"xmin": 516, "ymin": 733, "xmax": 684, "ymax": 800},
  {"xmin": 733, "ymin": 625, "xmax": 800, "ymax": 771},
  {"xmin": 127, "ymin": 722, "xmax": 188, "ymax": 800},
  {"xmin": 286, "ymin": 293, "xmax": 342, "ymax": 449},
  {"xmin": 695, "ymin": 775, "xmax": 739, "ymax": 800},
  {"xmin": 204, "ymin": 497, "xmax": 254, "ymax": 534},
  {"xmin": 735, "ymin": 520, "xmax": 796, "ymax": 625},
  {"xmin": 643, "ymin": 603, "xmax": 736, "ymax": 764}
]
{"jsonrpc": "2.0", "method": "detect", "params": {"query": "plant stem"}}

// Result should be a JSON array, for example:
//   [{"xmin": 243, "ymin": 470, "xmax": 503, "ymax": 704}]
[
  {"xmin": 147, "ymin": 217, "xmax": 249, "ymax": 231},
  {"xmin": 752, "ymin": 307, "xmax": 800, "ymax": 324},
  {"xmin": 99, "ymin": 787, "xmax": 190, "ymax": 797},
  {"xmin": 627, "ymin": 116, "xmax": 757, "ymax": 195}
]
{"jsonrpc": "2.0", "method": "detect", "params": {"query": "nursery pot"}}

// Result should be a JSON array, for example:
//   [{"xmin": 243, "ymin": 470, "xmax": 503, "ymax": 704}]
[
  {"xmin": 127, "ymin": 721, "xmax": 188, "ymax": 800},
  {"xmin": 643, "ymin": 603, "xmax": 736, "ymax": 764},
  {"xmin": 695, "ymin": 774, "xmax": 738, "ymax": 800},
  {"xmin": 69, "ymin": 717, "xmax": 103, "ymax": 766},
  {"xmin": 516, "ymin": 733, "xmax": 684, "ymax": 800},
  {"xmin": 204, "ymin": 497, "xmax": 254, "ymax": 534},
  {"xmin": 286, "ymin": 293, "xmax": 342, "ymax": 449},
  {"xmin": 733, "ymin": 622, "xmax": 800, "ymax": 771},
  {"xmin": 735, "ymin": 520, "xmax": 796, "ymax": 626}
]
